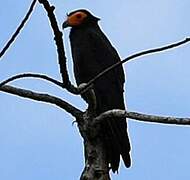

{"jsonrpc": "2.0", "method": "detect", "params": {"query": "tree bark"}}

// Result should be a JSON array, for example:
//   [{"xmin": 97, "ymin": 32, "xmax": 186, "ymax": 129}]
[{"xmin": 78, "ymin": 113, "xmax": 111, "ymax": 180}]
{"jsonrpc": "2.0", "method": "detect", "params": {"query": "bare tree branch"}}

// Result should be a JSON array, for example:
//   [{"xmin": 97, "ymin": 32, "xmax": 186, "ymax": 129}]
[
  {"xmin": 0, "ymin": 85, "xmax": 83, "ymax": 119},
  {"xmin": 0, "ymin": 0, "xmax": 37, "ymax": 58},
  {"xmin": 0, "ymin": 73, "xmax": 64, "ymax": 89},
  {"xmin": 95, "ymin": 109, "xmax": 190, "ymax": 125},
  {"xmin": 80, "ymin": 37, "xmax": 190, "ymax": 94},
  {"xmin": 38, "ymin": 0, "xmax": 79, "ymax": 94},
  {"xmin": 78, "ymin": 83, "xmax": 97, "ymax": 114}
]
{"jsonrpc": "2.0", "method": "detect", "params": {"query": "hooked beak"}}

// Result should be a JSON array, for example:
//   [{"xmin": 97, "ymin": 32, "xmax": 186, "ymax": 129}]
[{"xmin": 62, "ymin": 20, "xmax": 70, "ymax": 29}]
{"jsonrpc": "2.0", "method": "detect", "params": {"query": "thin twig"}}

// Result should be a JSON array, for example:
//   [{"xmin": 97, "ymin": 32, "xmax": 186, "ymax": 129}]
[
  {"xmin": 80, "ymin": 38, "xmax": 190, "ymax": 93},
  {"xmin": 0, "ymin": 73, "xmax": 63, "ymax": 88},
  {"xmin": 95, "ymin": 109, "xmax": 190, "ymax": 125},
  {"xmin": 0, "ymin": 0, "xmax": 37, "ymax": 58},
  {"xmin": 0, "ymin": 85, "xmax": 83, "ymax": 119}
]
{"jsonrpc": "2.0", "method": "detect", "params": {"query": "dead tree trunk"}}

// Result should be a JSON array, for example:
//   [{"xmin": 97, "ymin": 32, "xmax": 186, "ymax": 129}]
[{"xmin": 78, "ymin": 112, "xmax": 111, "ymax": 180}]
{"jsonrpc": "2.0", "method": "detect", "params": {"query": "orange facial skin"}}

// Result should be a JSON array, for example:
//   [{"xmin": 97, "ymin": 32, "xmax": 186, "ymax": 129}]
[{"xmin": 67, "ymin": 12, "xmax": 87, "ymax": 27}]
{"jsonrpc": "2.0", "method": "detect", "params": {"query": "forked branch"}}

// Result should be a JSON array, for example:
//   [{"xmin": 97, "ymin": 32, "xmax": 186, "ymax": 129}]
[{"xmin": 1, "ymin": 0, "xmax": 190, "ymax": 126}]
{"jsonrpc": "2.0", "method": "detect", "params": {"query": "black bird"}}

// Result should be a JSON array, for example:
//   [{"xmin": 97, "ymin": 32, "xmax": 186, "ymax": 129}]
[{"xmin": 62, "ymin": 9, "xmax": 131, "ymax": 172}]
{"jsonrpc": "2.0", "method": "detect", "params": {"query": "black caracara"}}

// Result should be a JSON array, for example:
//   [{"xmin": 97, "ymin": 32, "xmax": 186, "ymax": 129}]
[{"xmin": 62, "ymin": 9, "xmax": 131, "ymax": 172}]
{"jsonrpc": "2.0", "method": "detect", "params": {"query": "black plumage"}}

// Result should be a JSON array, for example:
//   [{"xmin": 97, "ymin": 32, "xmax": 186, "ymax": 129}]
[{"xmin": 63, "ymin": 9, "xmax": 131, "ymax": 172}]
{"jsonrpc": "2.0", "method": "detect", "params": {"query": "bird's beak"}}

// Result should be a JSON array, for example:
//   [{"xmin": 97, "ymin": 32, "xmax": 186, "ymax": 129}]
[{"xmin": 62, "ymin": 20, "xmax": 70, "ymax": 29}]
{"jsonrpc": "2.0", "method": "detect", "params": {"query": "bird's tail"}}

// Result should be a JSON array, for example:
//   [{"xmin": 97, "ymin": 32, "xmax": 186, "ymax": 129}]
[{"xmin": 103, "ymin": 117, "xmax": 131, "ymax": 172}]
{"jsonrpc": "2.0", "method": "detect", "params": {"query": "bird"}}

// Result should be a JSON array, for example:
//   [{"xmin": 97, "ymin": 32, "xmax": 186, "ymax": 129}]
[{"xmin": 62, "ymin": 9, "xmax": 131, "ymax": 172}]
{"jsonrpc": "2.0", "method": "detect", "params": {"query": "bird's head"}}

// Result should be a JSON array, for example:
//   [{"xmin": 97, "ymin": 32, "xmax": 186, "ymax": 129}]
[{"xmin": 62, "ymin": 9, "xmax": 100, "ymax": 29}]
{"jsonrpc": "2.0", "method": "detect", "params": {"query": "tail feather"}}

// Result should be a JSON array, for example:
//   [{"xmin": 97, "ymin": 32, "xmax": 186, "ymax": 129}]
[{"xmin": 103, "ymin": 117, "xmax": 131, "ymax": 172}]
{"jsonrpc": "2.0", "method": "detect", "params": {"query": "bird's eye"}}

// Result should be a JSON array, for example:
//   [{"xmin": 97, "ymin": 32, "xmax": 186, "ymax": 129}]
[{"xmin": 76, "ymin": 14, "xmax": 82, "ymax": 19}]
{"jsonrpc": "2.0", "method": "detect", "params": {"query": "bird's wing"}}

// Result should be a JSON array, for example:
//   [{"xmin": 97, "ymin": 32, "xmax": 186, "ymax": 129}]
[
  {"xmin": 88, "ymin": 28, "xmax": 125, "ymax": 89},
  {"xmin": 70, "ymin": 27, "xmax": 125, "ymax": 88}
]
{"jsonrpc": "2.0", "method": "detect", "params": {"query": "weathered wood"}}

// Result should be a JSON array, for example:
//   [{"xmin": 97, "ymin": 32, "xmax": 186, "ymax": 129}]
[{"xmin": 78, "ymin": 112, "xmax": 111, "ymax": 180}]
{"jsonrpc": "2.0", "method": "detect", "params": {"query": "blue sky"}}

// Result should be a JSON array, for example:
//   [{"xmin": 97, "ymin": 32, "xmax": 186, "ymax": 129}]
[{"xmin": 0, "ymin": 0, "xmax": 190, "ymax": 179}]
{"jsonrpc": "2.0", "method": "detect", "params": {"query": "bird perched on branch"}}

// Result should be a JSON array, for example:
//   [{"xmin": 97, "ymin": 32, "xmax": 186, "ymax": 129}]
[{"xmin": 62, "ymin": 9, "xmax": 131, "ymax": 172}]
